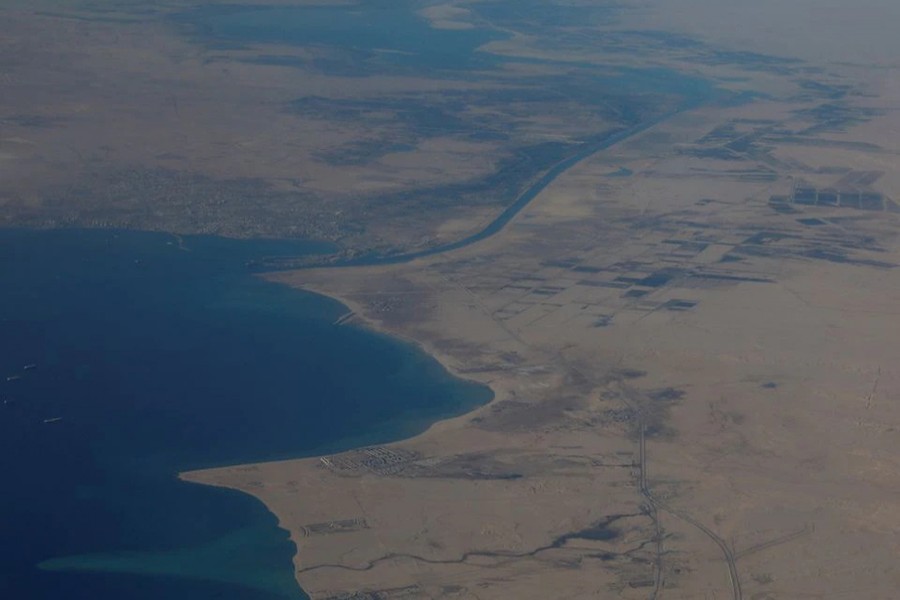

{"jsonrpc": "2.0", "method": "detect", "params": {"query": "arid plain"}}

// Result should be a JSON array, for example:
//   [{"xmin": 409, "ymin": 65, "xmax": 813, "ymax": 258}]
[
  {"xmin": 187, "ymin": 3, "xmax": 900, "ymax": 599},
  {"xmin": 4, "ymin": 0, "xmax": 899, "ymax": 599}
]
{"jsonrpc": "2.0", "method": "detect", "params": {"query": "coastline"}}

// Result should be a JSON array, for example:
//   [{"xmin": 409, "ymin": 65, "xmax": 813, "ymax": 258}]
[
  {"xmin": 176, "ymin": 109, "xmax": 688, "ymax": 598},
  {"xmin": 180, "ymin": 274, "xmax": 509, "ymax": 593},
  {"xmin": 179, "ymin": 72, "xmax": 900, "ymax": 597},
  {"xmin": 177, "ymin": 243, "xmax": 647, "ymax": 599}
]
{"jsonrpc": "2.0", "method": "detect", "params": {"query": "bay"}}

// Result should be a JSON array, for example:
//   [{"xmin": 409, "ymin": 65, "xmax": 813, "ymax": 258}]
[{"xmin": 0, "ymin": 228, "xmax": 491, "ymax": 599}]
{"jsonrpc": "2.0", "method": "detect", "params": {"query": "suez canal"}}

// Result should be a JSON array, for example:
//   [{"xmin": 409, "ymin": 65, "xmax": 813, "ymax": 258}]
[{"xmin": 254, "ymin": 83, "xmax": 716, "ymax": 272}]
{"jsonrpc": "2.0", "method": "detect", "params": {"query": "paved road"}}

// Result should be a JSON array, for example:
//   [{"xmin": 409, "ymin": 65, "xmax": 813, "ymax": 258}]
[{"xmin": 640, "ymin": 425, "xmax": 743, "ymax": 600}]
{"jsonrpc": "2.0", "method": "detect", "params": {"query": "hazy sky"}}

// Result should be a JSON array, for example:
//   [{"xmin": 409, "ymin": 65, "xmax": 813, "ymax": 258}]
[{"xmin": 627, "ymin": 0, "xmax": 900, "ymax": 65}]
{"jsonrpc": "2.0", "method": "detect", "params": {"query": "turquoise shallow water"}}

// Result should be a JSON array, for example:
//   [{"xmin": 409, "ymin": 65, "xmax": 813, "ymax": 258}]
[{"xmin": 0, "ymin": 228, "xmax": 492, "ymax": 599}]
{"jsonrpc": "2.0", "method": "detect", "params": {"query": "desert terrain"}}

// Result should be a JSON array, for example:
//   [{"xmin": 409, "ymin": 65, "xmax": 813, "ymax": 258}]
[
  {"xmin": 3, "ymin": 0, "xmax": 899, "ymax": 598},
  {"xmin": 185, "ymin": 2, "xmax": 900, "ymax": 599}
]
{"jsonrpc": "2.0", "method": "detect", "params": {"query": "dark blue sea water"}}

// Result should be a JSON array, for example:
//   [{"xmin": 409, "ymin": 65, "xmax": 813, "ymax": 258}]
[{"xmin": 0, "ymin": 228, "xmax": 492, "ymax": 599}]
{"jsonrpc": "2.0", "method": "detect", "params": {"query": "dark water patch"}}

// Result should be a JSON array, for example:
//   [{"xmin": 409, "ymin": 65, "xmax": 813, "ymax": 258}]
[
  {"xmin": 689, "ymin": 272, "xmax": 773, "ymax": 284},
  {"xmin": 288, "ymin": 95, "xmax": 470, "ymax": 134},
  {"xmin": 172, "ymin": 2, "xmax": 506, "ymax": 72},
  {"xmin": 613, "ymin": 368, "xmax": 647, "ymax": 380},
  {"xmin": 638, "ymin": 268, "xmax": 682, "ymax": 288},
  {"xmin": 0, "ymin": 228, "xmax": 492, "ymax": 599},
  {"xmin": 550, "ymin": 513, "xmax": 640, "ymax": 549},
  {"xmin": 663, "ymin": 299, "xmax": 697, "ymax": 312},
  {"xmin": 802, "ymin": 248, "xmax": 895, "ymax": 268},
  {"xmin": 591, "ymin": 552, "xmax": 620, "ymax": 561},
  {"xmin": 648, "ymin": 387, "xmax": 685, "ymax": 403},
  {"xmin": 797, "ymin": 79, "xmax": 849, "ymax": 100}
]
